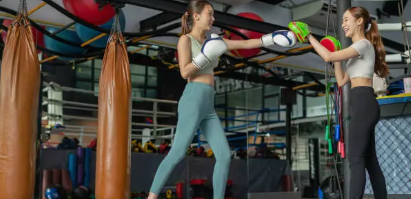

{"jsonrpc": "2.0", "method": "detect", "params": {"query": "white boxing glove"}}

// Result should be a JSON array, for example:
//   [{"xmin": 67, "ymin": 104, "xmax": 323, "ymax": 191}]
[
  {"xmin": 261, "ymin": 30, "xmax": 297, "ymax": 48},
  {"xmin": 193, "ymin": 33, "xmax": 228, "ymax": 69}
]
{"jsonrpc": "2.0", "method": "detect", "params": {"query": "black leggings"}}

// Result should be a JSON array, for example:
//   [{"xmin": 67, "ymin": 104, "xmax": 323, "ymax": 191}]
[{"xmin": 348, "ymin": 86, "xmax": 387, "ymax": 199}]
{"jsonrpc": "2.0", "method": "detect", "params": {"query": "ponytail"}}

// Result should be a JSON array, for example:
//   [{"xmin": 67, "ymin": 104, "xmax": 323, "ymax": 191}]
[
  {"xmin": 180, "ymin": 0, "xmax": 212, "ymax": 35},
  {"xmin": 366, "ymin": 20, "xmax": 389, "ymax": 78},
  {"xmin": 180, "ymin": 12, "xmax": 191, "ymax": 35}
]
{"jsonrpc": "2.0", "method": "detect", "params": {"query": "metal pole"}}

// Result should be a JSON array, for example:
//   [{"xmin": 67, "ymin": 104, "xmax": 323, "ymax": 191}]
[
  {"xmin": 337, "ymin": 1, "xmax": 351, "ymax": 198},
  {"xmin": 286, "ymin": 102, "xmax": 292, "ymax": 168},
  {"xmin": 37, "ymin": 74, "xmax": 44, "ymax": 145},
  {"xmin": 225, "ymin": 90, "xmax": 228, "ymax": 129},
  {"xmin": 34, "ymin": 72, "xmax": 44, "ymax": 199}
]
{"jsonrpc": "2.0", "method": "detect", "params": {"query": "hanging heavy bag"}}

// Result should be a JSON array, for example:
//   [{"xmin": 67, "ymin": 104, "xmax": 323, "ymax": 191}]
[
  {"xmin": 0, "ymin": 1, "xmax": 41, "ymax": 198},
  {"xmin": 95, "ymin": 11, "xmax": 132, "ymax": 199}
]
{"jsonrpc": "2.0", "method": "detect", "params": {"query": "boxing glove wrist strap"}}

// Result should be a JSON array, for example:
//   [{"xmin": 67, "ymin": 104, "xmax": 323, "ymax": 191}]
[
  {"xmin": 261, "ymin": 34, "xmax": 274, "ymax": 47},
  {"xmin": 192, "ymin": 53, "xmax": 210, "ymax": 69}
]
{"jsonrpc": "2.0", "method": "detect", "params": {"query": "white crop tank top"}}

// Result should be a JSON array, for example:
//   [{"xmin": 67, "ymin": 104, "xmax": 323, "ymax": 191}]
[
  {"xmin": 346, "ymin": 39, "xmax": 375, "ymax": 79},
  {"xmin": 186, "ymin": 34, "xmax": 218, "ymax": 75}
]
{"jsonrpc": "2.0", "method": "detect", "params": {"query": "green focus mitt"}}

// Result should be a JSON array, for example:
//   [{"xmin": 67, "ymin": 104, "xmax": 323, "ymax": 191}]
[{"xmin": 288, "ymin": 21, "xmax": 311, "ymax": 43}]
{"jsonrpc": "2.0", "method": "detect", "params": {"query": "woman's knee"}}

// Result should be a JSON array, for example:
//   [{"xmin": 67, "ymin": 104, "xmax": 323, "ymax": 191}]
[
  {"xmin": 166, "ymin": 146, "xmax": 187, "ymax": 165},
  {"xmin": 216, "ymin": 149, "xmax": 232, "ymax": 165},
  {"xmin": 348, "ymin": 153, "xmax": 366, "ymax": 167}
]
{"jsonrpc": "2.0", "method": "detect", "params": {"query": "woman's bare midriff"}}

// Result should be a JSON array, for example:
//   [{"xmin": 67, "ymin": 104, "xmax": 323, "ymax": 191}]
[
  {"xmin": 187, "ymin": 75, "xmax": 372, "ymax": 90},
  {"xmin": 188, "ymin": 74, "xmax": 215, "ymax": 86},
  {"xmin": 350, "ymin": 77, "xmax": 373, "ymax": 88}
]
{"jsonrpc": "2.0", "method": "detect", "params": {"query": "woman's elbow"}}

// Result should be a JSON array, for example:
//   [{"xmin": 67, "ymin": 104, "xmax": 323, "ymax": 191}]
[
  {"xmin": 324, "ymin": 55, "xmax": 332, "ymax": 63},
  {"xmin": 180, "ymin": 69, "xmax": 191, "ymax": 79},
  {"xmin": 337, "ymin": 81, "xmax": 346, "ymax": 87},
  {"xmin": 180, "ymin": 71, "xmax": 189, "ymax": 79},
  {"xmin": 337, "ymin": 79, "xmax": 349, "ymax": 87},
  {"xmin": 323, "ymin": 52, "xmax": 335, "ymax": 62}
]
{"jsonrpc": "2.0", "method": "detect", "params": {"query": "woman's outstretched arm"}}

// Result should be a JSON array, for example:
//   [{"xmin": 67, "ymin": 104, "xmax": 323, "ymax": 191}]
[
  {"xmin": 307, "ymin": 34, "xmax": 359, "ymax": 62},
  {"xmin": 222, "ymin": 38, "xmax": 263, "ymax": 51},
  {"xmin": 222, "ymin": 30, "xmax": 297, "ymax": 51}
]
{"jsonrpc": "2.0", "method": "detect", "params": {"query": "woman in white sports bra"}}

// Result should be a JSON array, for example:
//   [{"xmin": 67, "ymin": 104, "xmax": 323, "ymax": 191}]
[
  {"xmin": 290, "ymin": 6, "xmax": 389, "ymax": 199},
  {"xmin": 147, "ymin": 1, "xmax": 298, "ymax": 199}
]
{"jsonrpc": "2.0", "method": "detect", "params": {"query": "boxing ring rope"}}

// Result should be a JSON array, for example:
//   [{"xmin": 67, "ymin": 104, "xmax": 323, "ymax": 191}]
[
  {"xmin": 43, "ymin": 81, "xmax": 287, "ymax": 129},
  {"xmin": 211, "ymin": 105, "xmax": 311, "ymax": 173},
  {"xmin": 42, "ymin": 81, "xmax": 178, "ymax": 147},
  {"xmin": 42, "ymin": 80, "xmax": 293, "ymax": 153},
  {"xmin": 197, "ymin": 106, "xmax": 289, "ymax": 153},
  {"xmin": 215, "ymin": 106, "xmax": 286, "ymax": 131},
  {"xmin": 48, "ymin": 125, "xmax": 176, "ymax": 146}
]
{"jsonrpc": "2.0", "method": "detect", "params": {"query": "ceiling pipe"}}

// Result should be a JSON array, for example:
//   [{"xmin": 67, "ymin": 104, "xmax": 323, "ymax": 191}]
[
  {"xmin": 177, "ymin": 0, "xmax": 255, "ymax": 6},
  {"xmin": 209, "ymin": 0, "xmax": 255, "ymax": 6}
]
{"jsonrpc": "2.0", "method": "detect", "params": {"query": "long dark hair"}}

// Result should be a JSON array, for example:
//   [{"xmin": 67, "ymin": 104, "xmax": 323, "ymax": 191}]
[
  {"xmin": 348, "ymin": 6, "xmax": 389, "ymax": 78},
  {"xmin": 180, "ymin": 0, "xmax": 213, "ymax": 35}
]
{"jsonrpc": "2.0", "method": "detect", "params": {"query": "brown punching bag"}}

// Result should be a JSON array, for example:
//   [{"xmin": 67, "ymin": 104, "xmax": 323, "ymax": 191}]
[
  {"xmin": 95, "ymin": 13, "xmax": 132, "ymax": 199},
  {"xmin": 0, "ymin": 9, "xmax": 41, "ymax": 199}
]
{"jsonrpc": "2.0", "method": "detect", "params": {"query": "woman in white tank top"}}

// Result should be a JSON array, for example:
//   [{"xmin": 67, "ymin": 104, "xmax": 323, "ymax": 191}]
[{"xmin": 289, "ymin": 6, "xmax": 389, "ymax": 199}]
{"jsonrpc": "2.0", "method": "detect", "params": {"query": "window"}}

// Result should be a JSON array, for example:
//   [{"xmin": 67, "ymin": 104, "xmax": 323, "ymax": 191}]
[
  {"xmin": 75, "ymin": 60, "xmax": 93, "ymax": 80},
  {"xmin": 264, "ymin": 95, "xmax": 280, "ymax": 122},
  {"xmin": 76, "ymin": 81, "xmax": 93, "ymax": 90},
  {"xmin": 147, "ymin": 66, "xmax": 157, "ymax": 76},
  {"xmin": 245, "ymin": 87, "xmax": 262, "ymax": 109},
  {"xmin": 94, "ymin": 83, "xmax": 99, "ymax": 97},
  {"xmin": 131, "ymin": 74, "xmax": 146, "ymax": 85},
  {"xmin": 264, "ymin": 85, "xmax": 279, "ymax": 96},
  {"xmin": 146, "ymin": 89, "xmax": 157, "ymax": 99},
  {"xmin": 147, "ymin": 76, "xmax": 157, "ymax": 87},
  {"xmin": 77, "ymin": 54, "xmax": 159, "ymax": 101},
  {"xmin": 130, "ymin": 64, "xmax": 146, "ymax": 75},
  {"xmin": 94, "ymin": 59, "xmax": 102, "ymax": 82},
  {"xmin": 132, "ymin": 88, "xmax": 144, "ymax": 101}
]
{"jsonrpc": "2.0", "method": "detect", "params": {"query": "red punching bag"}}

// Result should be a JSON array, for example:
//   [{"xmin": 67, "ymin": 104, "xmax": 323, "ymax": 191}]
[
  {"xmin": 223, "ymin": 12, "xmax": 264, "ymax": 58},
  {"xmin": 62, "ymin": 0, "xmax": 116, "ymax": 25},
  {"xmin": 1, "ymin": 19, "xmax": 12, "ymax": 43}
]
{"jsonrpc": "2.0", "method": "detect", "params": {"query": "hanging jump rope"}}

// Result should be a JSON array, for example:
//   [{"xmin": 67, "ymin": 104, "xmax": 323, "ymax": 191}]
[
  {"xmin": 323, "ymin": 0, "xmax": 344, "ymax": 157},
  {"xmin": 322, "ymin": 1, "xmax": 344, "ymax": 197}
]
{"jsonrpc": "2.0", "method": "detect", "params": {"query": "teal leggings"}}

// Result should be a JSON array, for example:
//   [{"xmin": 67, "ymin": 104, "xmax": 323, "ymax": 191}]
[{"xmin": 150, "ymin": 82, "xmax": 231, "ymax": 199}]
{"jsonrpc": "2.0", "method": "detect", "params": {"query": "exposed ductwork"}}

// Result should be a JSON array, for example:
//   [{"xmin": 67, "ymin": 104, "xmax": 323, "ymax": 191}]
[
  {"xmin": 207, "ymin": 0, "xmax": 289, "ymax": 6},
  {"xmin": 178, "ymin": 0, "xmax": 256, "ymax": 6},
  {"xmin": 209, "ymin": 0, "xmax": 256, "ymax": 6},
  {"xmin": 257, "ymin": 0, "xmax": 288, "ymax": 6},
  {"xmin": 291, "ymin": 0, "xmax": 377, "ymax": 33}
]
